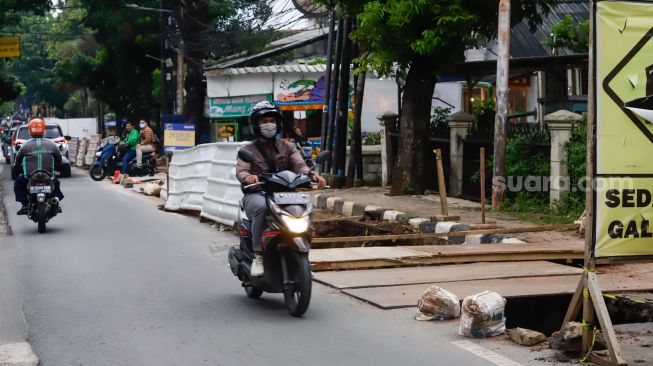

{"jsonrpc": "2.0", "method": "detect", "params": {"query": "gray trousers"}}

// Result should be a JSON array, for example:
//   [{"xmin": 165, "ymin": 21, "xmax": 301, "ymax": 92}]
[{"xmin": 243, "ymin": 192, "xmax": 267, "ymax": 252}]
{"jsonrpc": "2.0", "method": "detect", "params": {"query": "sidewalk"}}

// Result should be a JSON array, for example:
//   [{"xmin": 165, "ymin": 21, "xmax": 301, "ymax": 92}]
[{"xmin": 315, "ymin": 186, "xmax": 581, "ymax": 244}]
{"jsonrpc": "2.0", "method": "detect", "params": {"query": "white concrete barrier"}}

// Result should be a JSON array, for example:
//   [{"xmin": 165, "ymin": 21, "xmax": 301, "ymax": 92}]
[
  {"xmin": 164, "ymin": 142, "xmax": 247, "ymax": 227},
  {"xmin": 165, "ymin": 143, "xmax": 221, "ymax": 211},
  {"xmin": 200, "ymin": 142, "xmax": 246, "ymax": 226}
]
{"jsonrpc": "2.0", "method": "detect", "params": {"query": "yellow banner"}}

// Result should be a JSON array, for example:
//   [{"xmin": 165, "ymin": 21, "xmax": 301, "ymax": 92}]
[
  {"xmin": 595, "ymin": 1, "xmax": 653, "ymax": 257},
  {"xmin": 163, "ymin": 130, "xmax": 195, "ymax": 148},
  {"xmin": 0, "ymin": 37, "xmax": 20, "ymax": 58}
]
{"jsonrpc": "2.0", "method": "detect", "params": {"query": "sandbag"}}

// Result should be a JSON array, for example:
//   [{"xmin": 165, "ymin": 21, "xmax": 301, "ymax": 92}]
[
  {"xmin": 459, "ymin": 291, "xmax": 506, "ymax": 338},
  {"xmin": 415, "ymin": 286, "xmax": 461, "ymax": 321}
]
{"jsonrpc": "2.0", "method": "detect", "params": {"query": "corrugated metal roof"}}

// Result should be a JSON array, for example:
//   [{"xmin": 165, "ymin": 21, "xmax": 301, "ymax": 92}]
[
  {"xmin": 510, "ymin": 1, "xmax": 589, "ymax": 58},
  {"xmin": 207, "ymin": 64, "xmax": 327, "ymax": 76},
  {"xmin": 206, "ymin": 27, "xmax": 329, "ymax": 70}
]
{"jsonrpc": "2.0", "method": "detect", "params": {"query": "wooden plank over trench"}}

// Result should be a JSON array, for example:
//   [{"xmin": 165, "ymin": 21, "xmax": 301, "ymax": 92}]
[
  {"xmin": 308, "ymin": 242, "xmax": 584, "ymax": 271},
  {"xmin": 340, "ymin": 264, "xmax": 653, "ymax": 309},
  {"xmin": 313, "ymin": 260, "xmax": 583, "ymax": 289}
]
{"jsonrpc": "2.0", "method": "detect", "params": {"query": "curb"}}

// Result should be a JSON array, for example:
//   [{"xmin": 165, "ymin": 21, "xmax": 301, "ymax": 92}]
[{"xmin": 313, "ymin": 193, "xmax": 519, "ymax": 244}]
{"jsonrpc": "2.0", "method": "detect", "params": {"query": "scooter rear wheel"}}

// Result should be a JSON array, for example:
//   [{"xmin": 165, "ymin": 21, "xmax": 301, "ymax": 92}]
[
  {"xmin": 244, "ymin": 286, "xmax": 263, "ymax": 299},
  {"xmin": 283, "ymin": 253, "xmax": 312, "ymax": 317},
  {"xmin": 37, "ymin": 203, "xmax": 46, "ymax": 234}
]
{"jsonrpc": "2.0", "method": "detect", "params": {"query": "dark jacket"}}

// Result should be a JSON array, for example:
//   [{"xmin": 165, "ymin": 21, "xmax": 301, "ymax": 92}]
[
  {"xmin": 236, "ymin": 139, "xmax": 309, "ymax": 185},
  {"xmin": 12, "ymin": 138, "xmax": 63, "ymax": 177}
]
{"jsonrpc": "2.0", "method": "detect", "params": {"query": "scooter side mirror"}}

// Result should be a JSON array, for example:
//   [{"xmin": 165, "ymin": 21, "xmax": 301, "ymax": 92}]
[
  {"xmin": 238, "ymin": 150, "xmax": 256, "ymax": 163},
  {"xmin": 316, "ymin": 150, "xmax": 331, "ymax": 164}
]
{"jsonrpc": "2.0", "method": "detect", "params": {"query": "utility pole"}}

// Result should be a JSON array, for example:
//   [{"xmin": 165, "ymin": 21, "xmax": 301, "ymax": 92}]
[
  {"xmin": 176, "ymin": 29, "xmax": 184, "ymax": 115},
  {"xmin": 333, "ymin": 17, "xmax": 352, "ymax": 187},
  {"xmin": 159, "ymin": 0, "xmax": 167, "ymax": 125},
  {"xmin": 320, "ymin": 10, "xmax": 336, "ymax": 156},
  {"xmin": 326, "ymin": 15, "xmax": 344, "ymax": 173},
  {"xmin": 492, "ymin": 0, "xmax": 510, "ymax": 210}
]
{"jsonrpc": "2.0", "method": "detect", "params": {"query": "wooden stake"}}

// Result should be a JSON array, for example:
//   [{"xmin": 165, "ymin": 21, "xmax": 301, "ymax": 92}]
[
  {"xmin": 480, "ymin": 147, "xmax": 486, "ymax": 224},
  {"xmin": 312, "ymin": 223, "xmax": 579, "ymax": 244},
  {"xmin": 434, "ymin": 149, "xmax": 448, "ymax": 216}
]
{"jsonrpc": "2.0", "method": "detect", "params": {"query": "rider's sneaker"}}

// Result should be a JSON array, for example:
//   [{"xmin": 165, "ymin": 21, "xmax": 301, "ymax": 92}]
[
  {"xmin": 16, "ymin": 205, "xmax": 28, "ymax": 215},
  {"xmin": 57, "ymin": 205, "xmax": 62, "ymax": 214},
  {"xmin": 250, "ymin": 255, "xmax": 264, "ymax": 277}
]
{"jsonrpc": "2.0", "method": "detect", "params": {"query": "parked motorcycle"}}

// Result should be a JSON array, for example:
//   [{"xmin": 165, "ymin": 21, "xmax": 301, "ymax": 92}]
[
  {"xmin": 89, "ymin": 137, "xmax": 157, "ymax": 181},
  {"xmin": 228, "ymin": 149, "xmax": 330, "ymax": 317},
  {"xmin": 25, "ymin": 170, "xmax": 60, "ymax": 233}
]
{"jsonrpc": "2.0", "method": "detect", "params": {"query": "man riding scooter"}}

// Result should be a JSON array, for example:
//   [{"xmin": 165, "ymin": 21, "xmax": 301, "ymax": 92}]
[
  {"xmin": 236, "ymin": 101, "xmax": 326, "ymax": 277},
  {"xmin": 13, "ymin": 118, "xmax": 64, "ymax": 215},
  {"xmin": 120, "ymin": 121, "xmax": 140, "ymax": 174}
]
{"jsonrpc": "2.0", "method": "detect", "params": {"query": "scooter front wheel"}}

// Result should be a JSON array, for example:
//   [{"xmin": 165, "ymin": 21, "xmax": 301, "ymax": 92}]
[
  {"xmin": 90, "ymin": 165, "xmax": 106, "ymax": 181},
  {"xmin": 283, "ymin": 253, "xmax": 312, "ymax": 317}
]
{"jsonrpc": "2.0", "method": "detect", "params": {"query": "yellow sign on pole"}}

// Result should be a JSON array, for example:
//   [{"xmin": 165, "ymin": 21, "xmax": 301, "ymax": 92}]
[
  {"xmin": 595, "ymin": 1, "xmax": 653, "ymax": 257},
  {"xmin": 0, "ymin": 37, "xmax": 20, "ymax": 58}
]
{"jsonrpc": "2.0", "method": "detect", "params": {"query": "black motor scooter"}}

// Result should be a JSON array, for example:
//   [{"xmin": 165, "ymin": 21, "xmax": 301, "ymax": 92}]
[
  {"xmin": 25, "ymin": 170, "xmax": 60, "ymax": 233},
  {"xmin": 89, "ymin": 138, "xmax": 157, "ymax": 181},
  {"xmin": 228, "ymin": 149, "xmax": 330, "ymax": 317}
]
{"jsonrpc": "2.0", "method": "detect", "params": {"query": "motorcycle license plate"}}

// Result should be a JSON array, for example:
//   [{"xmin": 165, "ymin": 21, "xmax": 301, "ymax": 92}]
[
  {"xmin": 29, "ymin": 185, "xmax": 52, "ymax": 194},
  {"xmin": 273, "ymin": 192, "xmax": 310, "ymax": 205}
]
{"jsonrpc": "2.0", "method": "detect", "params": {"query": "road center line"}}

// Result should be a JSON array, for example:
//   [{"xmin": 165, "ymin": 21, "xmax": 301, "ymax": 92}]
[{"xmin": 451, "ymin": 340, "xmax": 523, "ymax": 366}]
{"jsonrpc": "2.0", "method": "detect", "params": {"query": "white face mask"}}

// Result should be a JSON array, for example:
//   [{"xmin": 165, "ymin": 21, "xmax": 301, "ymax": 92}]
[
  {"xmin": 259, "ymin": 123, "xmax": 277, "ymax": 138},
  {"xmin": 140, "ymin": 124, "xmax": 145, "ymax": 129}
]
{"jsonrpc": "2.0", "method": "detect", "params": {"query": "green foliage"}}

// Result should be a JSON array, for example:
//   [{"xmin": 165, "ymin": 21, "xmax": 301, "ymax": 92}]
[
  {"xmin": 542, "ymin": 14, "xmax": 589, "ymax": 54},
  {"xmin": 504, "ymin": 128, "xmax": 550, "ymax": 178},
  {"xmin": 471, "ymin": 98, "xmax": 495, "ymax": 135},
  {"xmin": 430, "ymin": 106, "xmax": 451, "ymax": 136},
  {"xmin": 4, "ymin": 14, "xmax": 68, "ymax": 108},
  {"xmin": 497, "ymin": 121, "xmax": 587, "ymax": 222},
  {"xmin": 0, "ymin": 0, "xmax": 50, "ymax": 27},
  {"xmin": 361, "ymin": 131, "xmax": 381, "ymax": 145},
  {"xmin": 63, "ymin": 90, "xmax": 84, "ymax": 115},
  {"xmin": 0, "ymin": 73, "xmax": 25, "ymax": 102},
  {"xmin": 0, "ymin": 101, "xmax": 14, "ymax": 116},
  {"xmin": 320, "ymin": 0, "xmax": 557, "ymax": 77},
  {"xmin": 151, "ymin": 68, "xmax": 161, "ymax": 102}
]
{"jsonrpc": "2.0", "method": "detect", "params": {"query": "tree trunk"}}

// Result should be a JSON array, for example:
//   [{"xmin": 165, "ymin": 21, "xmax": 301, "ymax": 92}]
[
  {"xmin": 175, "ymin": 0, "xmax": 210, "ymax": 144},
  {"xmin": 390, "ymin": 56, "xmax": 437, "ymax": 196}
]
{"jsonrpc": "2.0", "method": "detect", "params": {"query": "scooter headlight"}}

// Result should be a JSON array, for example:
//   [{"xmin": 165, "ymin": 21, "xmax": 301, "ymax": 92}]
[{"xmin": 281, "ymin": 215, "xmax": 309, "ymax": 233}]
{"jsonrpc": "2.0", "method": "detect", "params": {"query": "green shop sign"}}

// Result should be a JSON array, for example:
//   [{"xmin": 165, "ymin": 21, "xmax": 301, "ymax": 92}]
[{"xmin": 209, "ymin": 94, "xmax": 273, "ymax": 117}]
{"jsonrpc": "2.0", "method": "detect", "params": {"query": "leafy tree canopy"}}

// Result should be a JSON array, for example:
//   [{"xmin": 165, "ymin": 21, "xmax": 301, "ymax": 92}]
[{"xmin": 542, "ymin": 14, "xmax": 589, "ymax": 54}]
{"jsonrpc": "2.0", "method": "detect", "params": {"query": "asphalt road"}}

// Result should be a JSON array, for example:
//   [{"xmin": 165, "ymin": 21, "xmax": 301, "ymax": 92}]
[{"xmin": 0, "ymin": 164, "xmax": 533, "ymax": 366}]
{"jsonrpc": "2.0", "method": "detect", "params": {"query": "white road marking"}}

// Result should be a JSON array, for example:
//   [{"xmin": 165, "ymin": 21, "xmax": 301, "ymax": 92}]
[{"xmin": 452, "ymin": 340, "xmax": 523, "ymax": 366}]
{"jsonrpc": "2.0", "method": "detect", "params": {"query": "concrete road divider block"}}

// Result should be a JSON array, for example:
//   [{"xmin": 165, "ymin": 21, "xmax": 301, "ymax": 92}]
[
  {"xmin": 501, "ymin": 237, "xmax": 525, "ymax": 244},
  {"xmin": 465, "ymin": 234, "xmax": 483, "ymax": 246},
  {"xmin": 409, "ymin": 218, "xmax": 430, "ymax": 229},
  {"xmin": 333, "ymin": 199, "xmax": 346, "ymax": 214},
  {"xmin": 382, "ymin": 210, "xmax": 406, "ymax": 221},
  {"xmin": 341, "ymin": 201, "xmax": 355, "ymax": 216},
  {"xmin": 325, "ymin": 196, "xmax": 344, "ymax": 210},
  {"xmin": 363, "ymin": 205, "xmax": 385, "ymax": 220},
  {"xmin": 481, "ymin": 234, "xmax": 504, "ymax": 244},
  {"xmin": 435, "ymin": 222, "xmax": 470, "ymax": 244},
  {"xmin": 311, "ymin": 194, "xmax": 322, "ymax": 206},
  {"xmin": 419, "ymin": 221, "xmax": 436, "ymax": 233},
  {"xmin": 352, "ymin": 203, "xmax": 366, "ymax": 216},
  {"xmin": 316, "ymin": 195, "xmax": 329, "ymax": 209}
]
